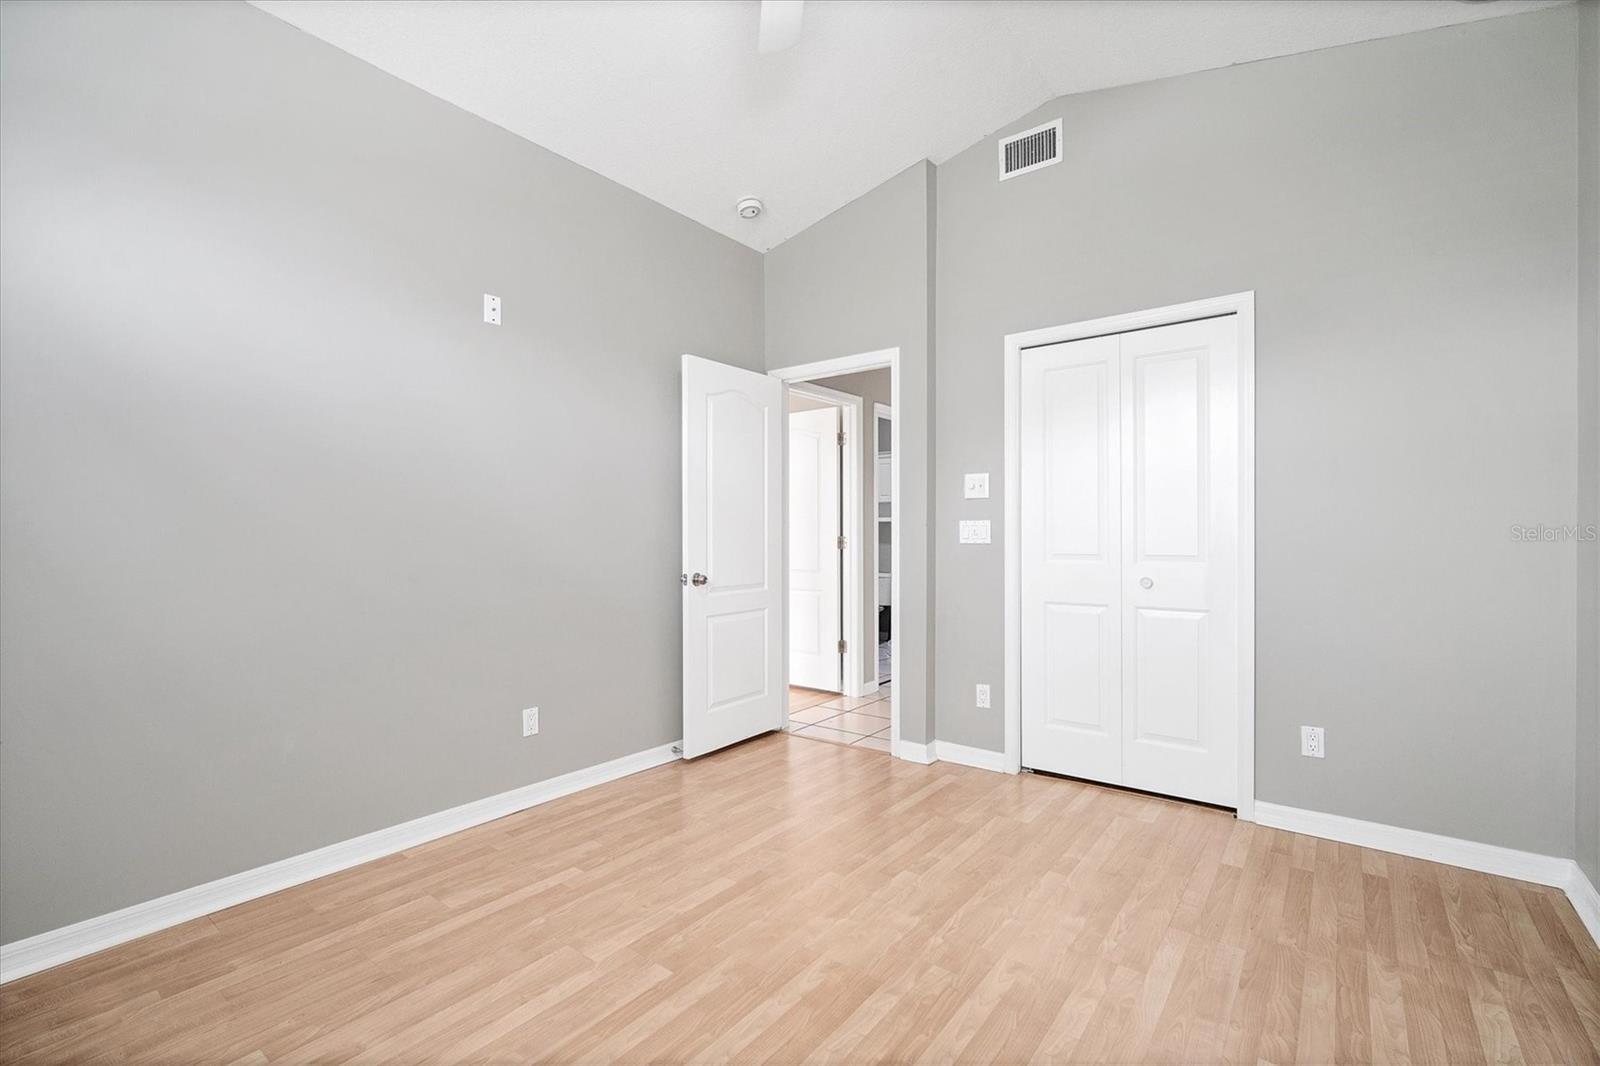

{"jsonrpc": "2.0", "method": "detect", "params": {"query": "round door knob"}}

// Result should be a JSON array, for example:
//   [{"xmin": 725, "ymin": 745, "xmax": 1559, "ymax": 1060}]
[
  {"xmin": 1139, "ymin": 577, "xmax": 1154, "ymax": 589},
  {"xmin": 692, "ymin": 573, "xmax": 709, "ymax": 587}
]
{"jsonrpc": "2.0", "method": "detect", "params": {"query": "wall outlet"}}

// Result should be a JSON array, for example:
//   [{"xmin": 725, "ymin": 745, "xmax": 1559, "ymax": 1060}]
[
  {"xmin": 522, "ymin": 707, "xmax": 539, "ymax": 737},
  {"xmin": 1300, "ymin": 725, "xmax": 1324, "ymax": 758},
  {"xmin": 975, "ymin": 683, "xmax": 991, "ymax": 709},
  {"xmin": 483, "ymin": 293, "xmax": 502, "ymax": 326}
]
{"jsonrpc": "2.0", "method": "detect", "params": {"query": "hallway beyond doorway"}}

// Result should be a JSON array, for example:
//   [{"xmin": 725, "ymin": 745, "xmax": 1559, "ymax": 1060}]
[{"xmin": 787, "ymin": 686, "xmax": 891, "ymax": 753}]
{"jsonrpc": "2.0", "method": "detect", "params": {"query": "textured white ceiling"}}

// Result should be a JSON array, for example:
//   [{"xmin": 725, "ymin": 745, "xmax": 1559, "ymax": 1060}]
[{"xmin": 250, "ymin": 0, "xmax": 1568, "ymax": 252}]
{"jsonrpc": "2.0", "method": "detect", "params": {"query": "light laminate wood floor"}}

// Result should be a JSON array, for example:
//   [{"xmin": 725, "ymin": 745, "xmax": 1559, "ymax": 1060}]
[{"xmin": 4, "ymin": 733, "xmax": 1599, "ymax": 1064}]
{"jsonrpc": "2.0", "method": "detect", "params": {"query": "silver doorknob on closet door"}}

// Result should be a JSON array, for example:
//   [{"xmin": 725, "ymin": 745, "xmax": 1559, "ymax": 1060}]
[
  {"xmin": 1139, "ymin": 577, "xmax": 1154, "ymax": 589},
  {"xmin": 692, "ymin": 573, "xmax": 709, "ymax": 587}
]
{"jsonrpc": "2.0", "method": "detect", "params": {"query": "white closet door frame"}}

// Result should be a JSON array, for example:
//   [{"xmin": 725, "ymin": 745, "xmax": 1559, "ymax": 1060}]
[
  {"xmin": 1003, "ymin": 293, "xmax": 1256, "ymax": 821},
  {"xmin": 786, "ymin": 381, "xmax": 863, "ymax": 697}
]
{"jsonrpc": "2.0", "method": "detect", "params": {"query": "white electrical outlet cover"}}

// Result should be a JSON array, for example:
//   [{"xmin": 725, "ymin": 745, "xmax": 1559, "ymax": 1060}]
[
  {"xmin": 964, "ymin": 473, "xmax": 990, "ymax": 499},
  {"xmin": 483, "ymin": 293, "xmax": 502, "ymax": 326},
  {"xmin": 522, "ymin": 706, "xmax": 539, "ymax": 737},
  {"xmin": 975, "ymin": 683, "xmax": 991, "ymax": 709},
  {"xmin": 1300, "ymin": 725, "xmax": 1324, "ymax": 758}
]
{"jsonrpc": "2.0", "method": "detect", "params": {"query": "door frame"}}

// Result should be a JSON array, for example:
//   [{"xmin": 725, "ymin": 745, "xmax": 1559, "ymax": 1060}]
[
  {"xmin": 785, "ymin": 380, "xmax": 863, "ymax": 697},
  {"xmin": 872, "ymin": 402, "xmax": 894, "ymax": 692},
  {"xmin": 770, "ymin": 349, "xmax": 902, "ymax": 758},
  {"xmin": 1002, "ymin": 293, "xmax": 1256, "ymax": 821}
]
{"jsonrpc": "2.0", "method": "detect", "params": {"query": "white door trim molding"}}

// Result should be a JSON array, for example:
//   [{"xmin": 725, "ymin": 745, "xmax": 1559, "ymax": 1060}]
[
  {"xmin": 770, "ymin": 349, "xmax": 904, "ymax": 758},
  {"xmin": 1255, "ymin": 801, "xmax": 1600, "ymax": 949},
  {"xmin": 0, "ymin": 741, "xmax": 681, "ymax": 985},
  {"xmin": 1004, "ymin": 293, "xmax": 1256, "ymax": 819},
  {"xmin": 787, "ymin": 381, "xmax": 863, "ymax": 697}
]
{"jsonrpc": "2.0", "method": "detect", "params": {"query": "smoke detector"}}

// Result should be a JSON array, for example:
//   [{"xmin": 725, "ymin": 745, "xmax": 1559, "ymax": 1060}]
[{"xmin": 736, "ymin": 197, "xmax": 763, "ymax": 220}]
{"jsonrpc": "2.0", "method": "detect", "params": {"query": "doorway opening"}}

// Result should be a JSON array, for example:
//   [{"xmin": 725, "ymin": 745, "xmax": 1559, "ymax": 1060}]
[{"xmin": 776, "ymin": 355, "xmax": 898, "ymax": 756}]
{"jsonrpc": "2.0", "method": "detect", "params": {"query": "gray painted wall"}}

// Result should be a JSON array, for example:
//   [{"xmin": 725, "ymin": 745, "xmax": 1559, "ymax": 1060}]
[
  {"xmin": 0, "ymin": 0, "xmax": 762, "ymax": 943},
  {"xmin": 933, "ymin": 8, "xmax": 1581, "ymax": 856},
  {"xmin": 765, "ymin": 164, "xmax": 935, "ymax": 745},
  {"xmin": 1579, "ymin": 0, "xmax": 1600, "ymax": 883},
  {"xmin": 4, "ymin": 0, "xmax": 1591, "ymax": 951},
  {"xmin": 801, "ymin": 368, "xmax": 892, "ymax": 691}
]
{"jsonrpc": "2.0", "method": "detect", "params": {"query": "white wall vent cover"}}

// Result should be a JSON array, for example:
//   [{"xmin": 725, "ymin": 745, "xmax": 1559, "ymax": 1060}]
[{"xmin": 998, "ymin": 119, "xmax": 1061, "ymax": 181}]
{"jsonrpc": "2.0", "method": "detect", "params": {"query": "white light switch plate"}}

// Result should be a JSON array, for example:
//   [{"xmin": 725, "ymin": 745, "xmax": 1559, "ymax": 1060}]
[
  {"xmin": 959, "ymin": 520, "xmax": 991, "ymax": 544},
  {"xmin": 483, "ymin": 293, "xmax": 502, "ymax": 326},
  {"xmin": 963, "ymin": 473, "xmax": 990, "ymax": 499}
]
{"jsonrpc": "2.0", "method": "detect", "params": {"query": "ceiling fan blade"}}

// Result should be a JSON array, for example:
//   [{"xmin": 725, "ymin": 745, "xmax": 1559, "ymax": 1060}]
[{"xmin": 758, "ymin": 0, "xmax": 804, "ymax": 54}]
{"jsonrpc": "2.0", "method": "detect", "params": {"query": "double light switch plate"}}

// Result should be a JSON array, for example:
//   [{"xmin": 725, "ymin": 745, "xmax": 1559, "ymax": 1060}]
[{"xmin": 959, "ymin": 520, "xmax": 991, "ymax": 544}]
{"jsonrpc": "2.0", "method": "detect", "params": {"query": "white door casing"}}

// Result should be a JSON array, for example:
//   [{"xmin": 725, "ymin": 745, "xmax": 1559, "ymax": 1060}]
[
  {"xmin": 682, "ymin": 354, "xmax": 785, "ymax": 759},
  {"xmin": 1019, "ymin": 315, "xmax": 1242, "ymax": 808},
  {"xmin": 788, "ymin": 405, "xmax": 842, "ymax": 691}
]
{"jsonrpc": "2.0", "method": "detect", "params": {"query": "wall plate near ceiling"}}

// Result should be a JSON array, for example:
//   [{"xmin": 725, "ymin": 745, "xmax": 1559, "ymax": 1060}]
[{"xmin": 758, "ymin": 0, "xmax": 804, "ymax": 54}]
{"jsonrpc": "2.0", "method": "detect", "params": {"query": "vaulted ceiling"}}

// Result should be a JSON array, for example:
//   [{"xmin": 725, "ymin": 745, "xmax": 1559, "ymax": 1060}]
[{"xmin": 251, "ymin": 0, "xmax": 1567, "ymax": 251}]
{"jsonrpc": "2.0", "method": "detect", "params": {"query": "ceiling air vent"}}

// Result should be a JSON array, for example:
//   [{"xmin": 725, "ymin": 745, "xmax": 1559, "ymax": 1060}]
[{"xmin": 998, "ymin": 119, "xmax": 1061, "ymax": 181}]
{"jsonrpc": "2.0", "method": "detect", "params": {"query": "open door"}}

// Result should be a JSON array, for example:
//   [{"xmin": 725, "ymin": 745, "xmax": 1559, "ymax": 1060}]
[
  {"xmin": 681, "ymin": 354, "xmax": 785, "ymax": 759},
  {"xmin": 787, "ymin": 404, "xmax": 842, "ymax": 691}
]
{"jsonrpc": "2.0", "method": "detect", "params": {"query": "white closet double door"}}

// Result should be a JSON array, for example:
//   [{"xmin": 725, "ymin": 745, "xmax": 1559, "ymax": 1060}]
[{"xmin": 1020, "ymin": 315, "xmax": 1241, "ymax": 807}]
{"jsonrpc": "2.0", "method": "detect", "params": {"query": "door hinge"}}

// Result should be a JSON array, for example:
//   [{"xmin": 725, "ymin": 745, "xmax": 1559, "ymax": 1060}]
[
  {"xmin": 836, "ymin": 535, "xmax": 847, "ymax": 550},
  {"xmin": 837, "ymin": 431, "xmax": 846, "ymax": 446},
  {"xmin": 837, "ymin": 639, "xmax": 847, "ymax": 654}
]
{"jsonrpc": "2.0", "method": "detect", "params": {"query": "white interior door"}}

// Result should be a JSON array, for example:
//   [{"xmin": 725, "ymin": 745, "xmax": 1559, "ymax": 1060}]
[
  {"xmin": 788, "ymin": 405, "xmax": 842, "ymax": 691},
  {"xmin": 1021, "ymin": 335, "xmax": 1123, "ymax": 785},
  {"xmin": 682, "ymin": 354, "xmax": 784, "ymax": 759},
  {"xmin": 1021, "ymin": 316, "xmax": 1240, "ymax": 807}
]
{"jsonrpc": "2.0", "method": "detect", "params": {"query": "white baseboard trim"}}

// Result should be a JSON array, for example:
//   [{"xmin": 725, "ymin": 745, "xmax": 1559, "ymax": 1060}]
[
  {"xmin": 932, "ymin": 741, "xmax": 1007, "ymax": 773},
  {"xmin": 1255, "ymin": 801, "xmax": 1598, "ymax": 947},
  {"xmin": 1566, "ymin": 863, "xmax": 1600, "ymax": 949},
  {"xmin": 0, "ymin": 741, "xmax": 681, "ymax": 984},
  {"xmin": 1252, "ymin": 802, "xmax": 1571, "ymax": 887},
  {"xmin": 894, "ymin": 739, "xmax": 935, "ymax": 764}
]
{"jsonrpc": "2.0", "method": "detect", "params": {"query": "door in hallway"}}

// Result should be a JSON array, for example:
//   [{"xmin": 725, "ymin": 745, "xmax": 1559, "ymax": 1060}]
[{"xmin": 788, "ymin": 405, "xmax": 842, "ymax": 691}]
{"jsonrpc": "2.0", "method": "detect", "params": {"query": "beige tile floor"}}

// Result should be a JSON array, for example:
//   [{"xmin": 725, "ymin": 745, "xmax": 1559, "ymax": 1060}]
[{"xmin": 787, "ymin": 685, "xmax": 892, "ymax": 753}]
